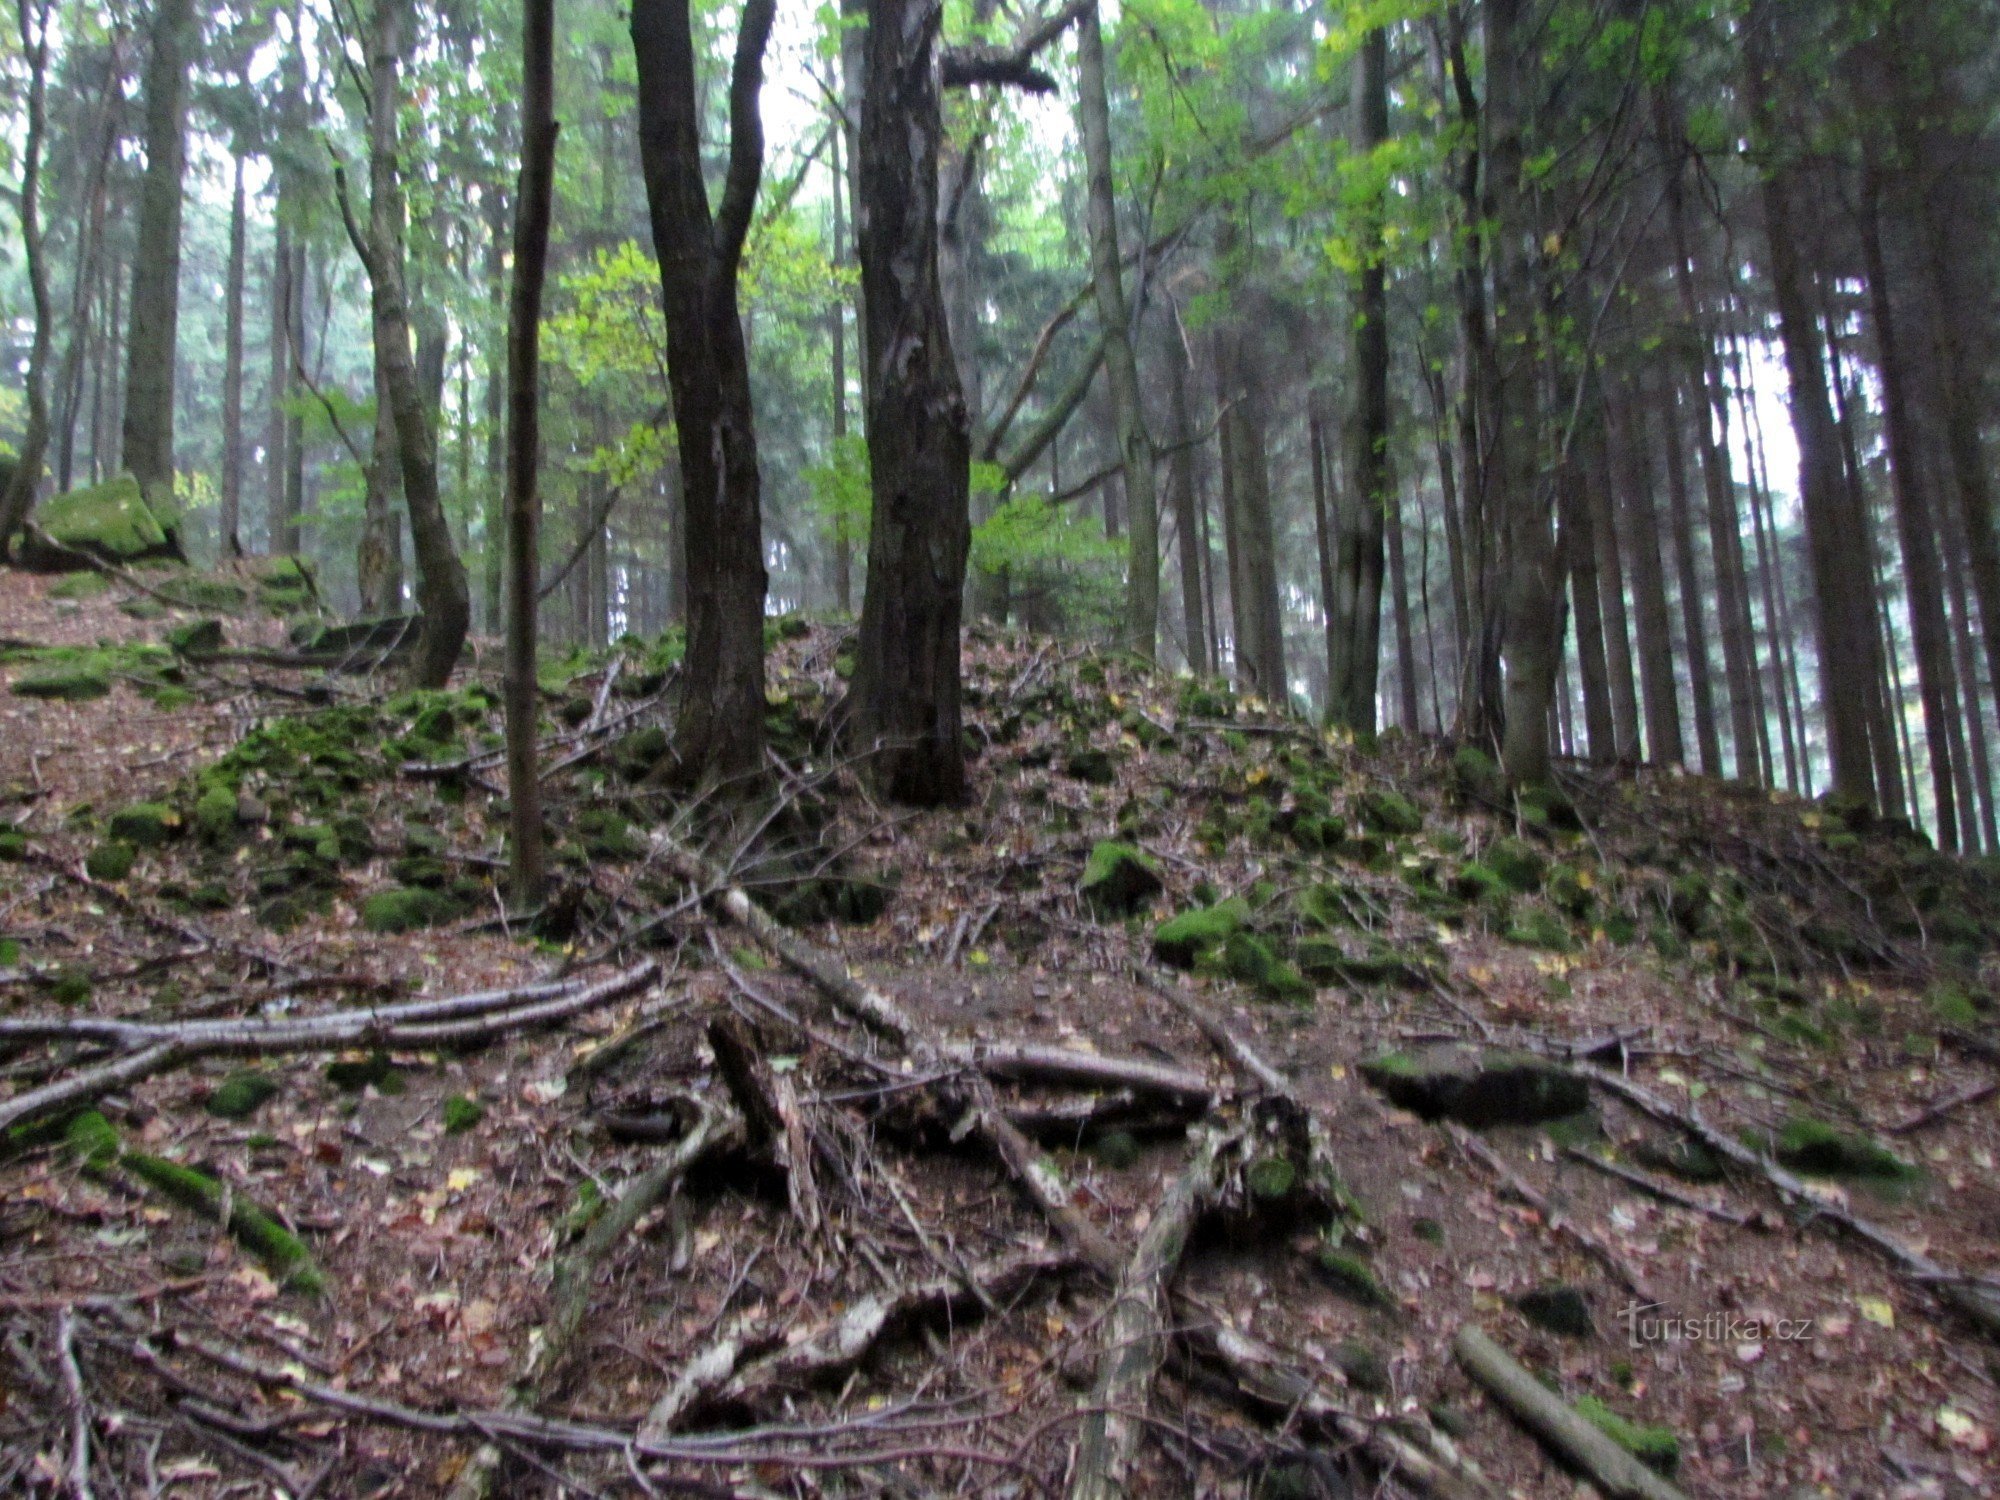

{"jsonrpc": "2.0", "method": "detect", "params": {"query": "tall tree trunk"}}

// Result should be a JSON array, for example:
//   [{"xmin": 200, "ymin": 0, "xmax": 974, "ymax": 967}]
[
  {"xmin": 1488, "ymin": 0, "xmax": 1558, "ymax": 786},
  {"xmin": 1310, "ymin": 405, "xmax": 1339, "ymax": 714},
  {"xmin": 218, "ymin": 150, "xmax": 247, "ymax": 557},
  {"xmin": 482, "ymin": 180, "xmax": 509, "ymax": 629},
  {"xmin": 632, "ymin": 0, "xmax": 775, "ymax": 788},
  {"xmin": 505, "ymin": 0, "xmax": 557, "ymax": 907},
  {"xmin": 0, "ymin": 0, "xmax": 55, "ymax": 557},
  {"xmin": 1608, "ymin": 379, "xmax": 1683, "ymax": 767},
  {"xmin": 828, "ymin": 124, "xmax": 852, "ymax": 613},
  {"xmin": 1656, "ymin": 372, "xmax": 1722, "ymax": 776},
  {"xmin": 1214, "ymin": 321, "xmax": 1286, "ymax": 699},
  {"xmin": 1076, "ymin": 1, "xmax": 1160, "ymax": 659},
  {"xmin": 1584, "ymin": 399, "xmax": 1639, "ymax": 759},
  {"xmin": 119, "ymin": 0, "xmax": 195, "ymax": 501},
  {"xmin": 1730, "ymin": 325, "xmax": 1805, "ymax": 793},
  {"xmin": 54, "ymin": 48, "xmax": 123, "ymax": 498},
  {"xmin": 1166, "ymin": 324, "xmax": 1208, "ymax": 674},
  {"xmin": 346, "ymin": 0, "xmax": 470, "ymax": 687},
  {"xmin": 359, "ymin": 342, "xmax": 401, "ymax": 614},
  {"xmin": 1563, "ymin": 449, "xmax": 1616, "ymax": 766},
  {"xmin": 848, "ymin": 0, "xmax": 971, "ymax": 803},
  {"xmin": 1748, "ymin": 24, "xmax": 1877, "ymax": 806},
  {"xmin": 265, "ymin": 217, "xmax": 296, "ymax": 553}
]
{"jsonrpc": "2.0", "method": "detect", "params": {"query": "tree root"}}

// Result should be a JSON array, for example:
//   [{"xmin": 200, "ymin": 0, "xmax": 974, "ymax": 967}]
[
  {"xmin": 1452, "ymin": 1323, "xmax": 1685, "ymax": 1500},
  {"xmin": 1450, "ymin": 1124, "xmax": 1654, "ymax": 1299},
  {"xmin": 0, "ymin": 962, "xmax": 660, "ymax": 1134},
  {"xmin": 1585, "ymin": 1065, "xmax": 2000, "ymax": 1341}
]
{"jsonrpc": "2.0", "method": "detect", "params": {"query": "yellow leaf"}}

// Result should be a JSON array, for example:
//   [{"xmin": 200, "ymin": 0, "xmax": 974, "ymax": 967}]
[
  {"xmin": 447, "ymin": 1168, "xmax": 480, "ymax": 1192},
  {"xmin": 1858, "ymin": 1297, "xmax": 1895, "ymax": 1328}
]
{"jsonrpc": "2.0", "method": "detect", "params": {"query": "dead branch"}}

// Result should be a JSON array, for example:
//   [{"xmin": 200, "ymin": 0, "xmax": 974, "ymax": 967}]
[
  {"xmin": 1585, "ymin": 1065, "xmax": 2000, "ymax": 1341},
  {"xmin": 1452, "ymin": 1324, "xmax": 1686, "ymax": 1500},
  {"xmin": 658, "ymin": 832, "xmax": 1122, "ymax": 1277},
  {"xmin": 640, "ymin": 1247, "xmax": 1076, "ymax": 1442},
  {"xmin": 941, "ymin": 1038, "xmax": 1214, "ymax": 1111},
  {"xmin": 1072, "ymin": 1125, "xmax": 1235, "ymax": 1500},
  {"xmin": 707, "ymin": 1014, "xmax": 821, "ymax": 1236},
  {"xmin": 0, "ymin": 963, "xmax": 660, "ymax": 1134},
  {"xmin": 1886, "ymin": 1079, "xmax": 1998, "ymax": 1135},
  {"xmin": 1558, "ymin": 1146, "xmax": 1756, "ymax": 1228},
  {"xmin": 1451, "ymin": 1126, "xmax": 1654, "ymax": 1299},
  {"xmin": 56, "ymin": 1306, "xmax": 96, "ymax": 1500}
]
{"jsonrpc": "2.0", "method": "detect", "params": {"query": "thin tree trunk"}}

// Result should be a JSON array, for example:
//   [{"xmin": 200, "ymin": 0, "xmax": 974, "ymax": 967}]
[
  {"xmin": 1214, "ymin": 319, "xmax": 1286, "ymax": 700},
  {"xmin": 1585, "ymin": 401, "xmax": 1639, "ymax": 759},
  {"xmin": 505, "ymin": 0, "xmax": 557, "ymax": 907},
  {"xmin": 1656, "ymin": 371, "xmax": 1722, "ymax": 777},
  {"xmin": 0, "ymin": 0, "xmax": 56, "ymax": 557},
  {"xmin": 828, "ymin": 124, "xmax": 852, "ymax": 613},
  {"xmin": 218, "ymin": 150, "xmax": 247, "ymax": 557},
  {"xmin": 1608, "ymin": 378, "xmax": 1683, "ymax": 768},
  {"xmin": 54, "ymin": 48, "xmax": 123, "ymax": 497},
  {"xmin": 1167, "ymin": 323, "xmax": 1206, "ymax": 674},
  {"xmin": 1387, "ymin": 483, "xmax": 1420, "ymax": 733},
  {"xmin": 482, "ymin": 179, "xmax": 509, "ymax": 629},
  {"xmin": 1310, "ymin": 406, "xmax": 1339, "ymax": 716}
]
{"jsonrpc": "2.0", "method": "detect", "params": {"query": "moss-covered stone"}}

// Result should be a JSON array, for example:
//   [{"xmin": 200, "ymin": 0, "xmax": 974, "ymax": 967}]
[
  {"xmin": 1486, "ymin": 837, "xmax": 1545, "ymax": 893},
  {"xmin": 1360, "ymin": 1045, "xmax": 1588, "ymax": 1127},
  {"xmin": 359, "ymin": 886, "xmax": 460, "ymax": 933},
  {"xmin": 48, "ymin": 572, "xmax": 110, "ymax": 600},
  {"xmin": 85, "ymin": 841, "xmax": 137, "ymax": 881},
  {"xmin": 1152, "ymin": 898, "xmax": 1249, "ymax": 968},
  {"xmin": 1247, "ymin": 1156, "xmax": 1298, "ymax": 1202},
  {"xmin": 1770, "ymin": 1116, "xmax": 1913, "ymax": 1182},
  {"xmin": 1575, "ymin": 1395, "xmax": 1679, "ymax": 1475},
  {"xmin": 1515, "ymin": 1284, "xmax": 1594, "ymax": 1339},
  {"xmin": 206, "ymin": 1069, "xmax": 281, "ymax": 1120},
  {"xmin": 50, "ymin": 970, "xmax": 93, "ymax": 1006},
  {"xmin": 1080, "ymin": 841, "xmax": 1162, "ymax": 918},
  {"xmin": 108, "ymin": 802, "xmax": 179, "ymax": 848},
  {"xmin": 1517, "ymin": 782, "xmax": 1582, "ymax": 832},
  {"xmin": 1451, "ymin": 744, "xmax": 1505, "ymax": 804},
  {"xmin": 1357, "ymin": 787, "xmax": 1423, "ymax": 836},
  {"xmin": 22, "ymin": 473, "xmax": 181, "ymax": 568},
  {"xmin": 1505, "ymin": 906, "xmax": 1574, "ymax": 953},
  {"xmin": 577, "ymin": 807, "xmax": 646, "ymax": 862},
  {"xmin": 442, "ymin": 1095, "xmax": 485, "ymax": 1134},
  {"xmin": 1064, "ymin": 747, "xmax": 1119, "ymax": 785},
  {"xmin": 1221, "ymin": 931, "xmax": 1311, "ymax": 1002},
  {"xmin": 166, "ymin": 618, "xmax": 226, "ymax": 654},
  {"xmin": 1314, "ymin": 1246, "xmax": 1392, "ymax": 1309},
  {"xmin": 13, "ymin": 666, "xmax": 111, "ymax": 700},
  {"xmin": 1452, "ymin": 861, "xmax": 1513, "ymax": 906},
  {"xmin": 192, "ymin": 785, "xmax": 238, "ymax": 843}
]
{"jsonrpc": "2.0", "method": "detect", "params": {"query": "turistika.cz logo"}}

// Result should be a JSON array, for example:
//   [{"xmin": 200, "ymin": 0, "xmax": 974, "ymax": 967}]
[{"xmin": 1617, "ymin": 1302, "xmax": 1815, "ymax": 1349}]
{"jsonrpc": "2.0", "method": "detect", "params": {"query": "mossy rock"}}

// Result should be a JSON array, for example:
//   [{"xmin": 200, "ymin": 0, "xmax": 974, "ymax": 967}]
[
  {"xmin": 360, "ymin": 886, "xmax": 461, "ymax": 934},
  {"xmin": 206, "ymin": 1069, "xmax": 282, "ymax": 1120},
  {"xmin": 1246, "ymin": 1155, "xmax": 1298, "ymax": 1203},
  {"xmin": 50, "ymin": 970, "xmax": 93, "ymax": 1006},
  {"xmin": 442, "ymin": 1095, "xmax": 485, "ymax": 1134},
  {"xmin": 21, "ymin": 473, "xmax": 183, "ymax": 569},
  {"xmin": 1486, "ymin": 837, "xmax": 1545, "ymax": 893},
  {"xmin": 611, "ymin": 726, "xmax": 669, "ymax": 780},
  {"xmin": 324, "ymin": 1050, "xmax": 399, "ymax": 1093},
  {"xmin": 161, "ymin": 576, "xmax": 251, "ymax": 614},
  {"xmin": 14, "ymin": 667, "xmax": 111, "ymax": 701},
  {"xmin": 1357, "ymin": 788, "xmax": 1423, "ymax": 836},
  {"xmin": 85, "ymin": 841, "xmax": 137, "ymax": 882},
  {"xmin": 1064, "ymin": 746, "xmax": 1119, "ymax": 785},
  {"xmin": 1176, "ymin": 680, "xmax": 1235, "ymax": 720},
  {"xmin": 0, "ymin": 827, "xmax": 27, "ymax": 861},
  {"xmin": 1545, "ymin": 863, "xmax": 1595, "ymax": 918},
  {"xmin": 108, "ymin": 802, "xmax": 179, "ymax": 848},
  {"xmin": 1770, "ymin": 1116, "xmax": 1913, "ymax": 1182},
  {"xmin": 193, "ymin": 785, "xmax": 239, "ymax": 844},
  {"xmin": 576, "ymin": 807, "xmax": 646, "ymax": 862},
  {"xmin": 1575, "ymin": 1395, "xmax": 1679, "ymax": 1475},
  {"xmin": 1314, "ymin": 1246, "xmax": 1392, "ymax": 1309},
  {"xmin": 390, "ymin": 854, "xmax": 451, "ymax": 888},
  {"xmin": 1360, "ymin": 1045, "xmax": 1587, "ymax": 1127},
  {"xmin": 1514, "ymin": 1283, "xmax": 1594, "ymax": 1339},
  {"xmin": 1153, "ymin": 898, "xmax": 1249, "ymax": 968},
  {"xmin": 1220, "ymin": 931, "xmax": 1311, "ymax": 1002},
  {"xmin": 1516, "ymin": 782, "xmax": 1582, "ymax": 832},
  {"xmin": 1451, "ymin": 744, "xmax": 1505, "ymax": 805},
  {"xmin": 1080, "ymin": 841, "xmax": 1162, "ymax": 918},
  {"xmin": 1505, "ymin": 906, "xmax": 1573, "ymax": 953}
]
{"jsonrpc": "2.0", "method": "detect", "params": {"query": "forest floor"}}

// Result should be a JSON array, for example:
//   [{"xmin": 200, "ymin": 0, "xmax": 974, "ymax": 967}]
[{"xmin": 3, "ymin": 565, "xmax": 2000, "ymax": 1499}]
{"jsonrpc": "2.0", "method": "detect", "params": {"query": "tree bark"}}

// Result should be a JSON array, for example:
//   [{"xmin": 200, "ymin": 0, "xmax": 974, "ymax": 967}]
[
  {"xmin": 218, "ymin": 149, "xmax": 247, "ymax": 558},
  {"xmin": 1214, "ymin": 319, "xmax": 1285, "ymax": 700},
  {"xmin": 0, "ymin": 0, "xmax": 55, "ymax": 559},
  {"xmin": 1656, "ymin": 371, "xmax": 1722, "ymax": 777},
  {"xmin": 1609, "ymin": 379, "xmax": 1683, "ymax": 767},
  {"xmin": 631, "ymin": 0, "xmax": 775, "ymax": 790},
  {"xmin": 828, "ymin": 124, "xmax": 852, "ymax": 614},
  {"xmin": 119, "ymin": 0, "xmax": 195, "ymax": 501},
  {"xmin": 481, "ymin": 179, "xmax": 509, "ymax": 629},
  {"xmin": 848, "ymin": 0, "xmax": 973, "ymax": 804},
  {"xmin": 1166, "ymin": 325, "xmax": 1207, "ymax": 673},
  {"xmin": 505, "ymin": 0, "xmax": 558, "ymax": 907}
]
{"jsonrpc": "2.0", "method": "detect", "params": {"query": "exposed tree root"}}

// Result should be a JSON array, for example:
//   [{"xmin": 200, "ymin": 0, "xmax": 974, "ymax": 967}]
[
  {"xmin": 1452, "ymin": 1323, "xmax": 1686, "ymax": 1500},
  {"xmin": 1586, "ymin": 1065, "xmax": 2000, "ymax": 1341},
  {"xmin": 0, "ymin": 961, "xmax": 661, "ymax": 1133},
  {"xmin": 1450, "ymin": 1124, "xmax": 1655, "ymax": 1299},
  {"xmin": 1072, "ymin": 1123, "xmax": 1236, "ymax": 1500}
]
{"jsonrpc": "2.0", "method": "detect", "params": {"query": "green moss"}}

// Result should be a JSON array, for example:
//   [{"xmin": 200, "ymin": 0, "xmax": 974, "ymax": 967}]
[
  {"xmin": 1315, "ymin": 1247, "xmax": 1392, "ymax": 1309},
  {"xmin": 0, "ymin": 827, "xmax": 26, "ymax": 861},
  {"xmin": 360, "ymin": 886, "xmax": 460, "ymax": 934},
  {"xmin": 50, "ymin": 970, "xmax": 92, "ymax": 1006},
  {"xmin": 1064, "ymin": 746, "xmax": 1119, "ymax": 785},
  {"xmin": 14, "ymin": 667, "xmax": 111, "ymax": 701},
  {"xmin": 1247, "ymin": 1156, "xmax": 1298, "ymax": 1202},
  {"xmin": 1486, "ymin": 837, "xmax": 1546, "ymax": 893},
  {"xmin": 122, "ymin": 1152, "xmax": 323, "ymax": 1295},
  {"xmin": 1221, "ymin": 931, "xmax": 1311, "ymax": 1002},
  {"xmin": 1514, "ymin": 1284, "xmax": 1594, "ymax": 1339},
  {"xmin": 1080, "ymin": 841, "xmax": 1162, "ymax": 918},
  {"xmin": 48, "ymin": 572, "xmax": 109, "ymax": 600},
  {"xmin": 159, "ymin": 578, "xmax": 248, "ymax": 615},
  {"xmin": 442, "ymin": 1095, "xmax": 485, "ymax": 1134},
  {"xmin": 1357, "ymin": 788, "xmax": 1423, "ymax": 835},
  {"xmin": 324, "ymin": 1050, "xmax": 398, "ymax": 1093},
  {"xmin": 1411, "ymin": 1216, "xmax": 1445, "ymax": 1245},
  {"xmin": 1927, "ymin": 983, "xmax": 1985, "ymax": 1030},
  {"xmin": 206, "ymin": 1070, "xmax": 281, "ymax": 1120},
  {"xmin": 108, "ymin": 802, "xmax": 178, "ymax": 848},
  {"xmin": 1330, "ymin": 1339, "xmax": 1389, "ymax": 1393},
  {"xmin": 1177, "ymin": 680, "xmax": 1235, "ymax": 720},
  {"xmin": 1152, "ymin": 898, "xmax": 1249, "ymax": 968},
  {"xmin": 1452, "ymin": 861, "xmax": 1512, "ymax": 905},
  {"xmin": 576, "ymin": 807, "xmax": 646, "ymax": 862},
  {"xmin": 85, "ymin": 841, "xmax": 136, "ymax": 881},
  {"xmin": 33, "ymin": 473, "xmax": 176, "ymax": 563},
  {"xmin": 1451, "ymin": 744, "xmax": 1504, "ymax": 804},
  {"xmin": 1575, "ymin": 1395, "xmax": 1679, "ymax": 1474},
  {"xmin": 65, "ymin": 1110, "xmax": 121, "ymax": 1169},
  {"xmin": 1505, "ymin": 906, "xmax": 1573, "ymax": 953},
  {"xmin": 1772, "ymin": 1116, "xmax": 1913, "ymax": 1181}
]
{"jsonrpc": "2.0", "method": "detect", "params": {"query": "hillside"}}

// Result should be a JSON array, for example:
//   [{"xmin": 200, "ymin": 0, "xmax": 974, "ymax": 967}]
[{"xmin": 3, "ymin": 568, "xmax": 1999, "ymax": 1499}]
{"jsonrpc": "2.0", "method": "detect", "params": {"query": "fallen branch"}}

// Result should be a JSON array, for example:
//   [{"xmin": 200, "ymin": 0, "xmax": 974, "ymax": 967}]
[
  {"xmin": 1887, "ymin": 1079, "xmax": 1997, "ymax": 1136},
  {"xmin": 658, "ymin": 832, "xmax": 1121, "ymax": 1276},
  {"xmin": 1072, "ymin": 1125, "xmax": 1234, "ymax": 1500},
  {"xmin": 449, "ymin": 1092, "xmax": 748, "ymax": 1500},
  {"xmin": 0, "ymin": 963, "xmax": 660, "ymax": 1134},
  {"xmin": 941, "ymin": 1038, "xmax": 1214, "ymax": 1111},
  {"xmin": 1585, "ymin": 1066, "xmax": 2000, "ymax": 1341},
  {"xmin": 1452, "ymin": 1323, "xmax": 1685, "ymax": 1500},
  {"xmin": 1451, "ymin": 1125, "xmax": 1654, "ymax": 1299},
  {"xmin": 1559, "ymin": 1146, "xmax": 1756, "ymax": 1228},
  {"xmin": 707, "ymin": 1014, "xmax": 821, "ymax": 1236},
  {"xmin": 639, "ymin": 1246, "xmax": 1076, "ymax": 1442},
  {"xmin": 56, "ymin": 1306, "xmax": 96, "ymax": 1500}
]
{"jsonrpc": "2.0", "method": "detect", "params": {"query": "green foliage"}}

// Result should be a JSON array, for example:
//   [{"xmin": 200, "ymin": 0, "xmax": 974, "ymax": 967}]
[
  {"xmin": 1575, "ymin": 1395, "xmax": 1680, "ymax": 1474},
  {"xmin": 970, "ymin": 492, "xmax": 1124, "ymax": 626}
]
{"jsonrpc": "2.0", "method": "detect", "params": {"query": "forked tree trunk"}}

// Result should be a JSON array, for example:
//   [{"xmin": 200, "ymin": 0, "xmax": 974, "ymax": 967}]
[
  {"xmin": 120, "ymin": 0, "xmax": 195, "ymax": 502},
  {"xmin": 847, "ymin": 0, "xmax": 973, "ymax": 804},
  {"xmin": 631, "ymin": 0, "xmax": 775, "ymax": 789}
]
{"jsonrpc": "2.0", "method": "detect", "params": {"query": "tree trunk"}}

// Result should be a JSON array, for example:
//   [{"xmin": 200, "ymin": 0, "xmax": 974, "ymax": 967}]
[
  {"xmin": 120, "ymin": 0, "xmax": 195, "ymax": 501},
  {"xmin": 1310, "ymin": 406, "xmax": 1339, "ymax": 716},
  {"xmin": 847, "ymin": 0, "xmax": 972, "ymax": 804},
  {"xmin": 1564, "ymin": 449, "xmax": 1616, "ymax": 766},
  {"xmin": 359, "ymin": 339, "xmax": 402, "ymax": 615},
  {"xmin": 350, "ymin": 0, "xmax": 470, "ymax": 688},
  {"xmin": 218, "ymin": 151, "xmax": 247, "ymax": 558},
  {"xmin": 632, "ymin": 0, "xmax": 775, "ymax": 788},
  {"xmin": 55, "ymin": 57, "xmax": 122, "ymax": 496},
  {"xmin": 1656, "ymin": 372, "xmax": 1722, "ymax": 777},
  {"xmin": 1165, "ymin": 332, "xmax": 1207, "ymax": 673},
  {"xmin": 505, "ymin": 0, "xmax": 558, "ymax": 907},
  {"xmin": 1214, "ymin": 321, "xmax": 1286, "ymax": 700},
  {"xmin": 1585, "ymin": 398, "xmax": 1639, "ymax": 759},
  {"xmin": 482, "ymin": 180, "xmax": 509, "ymax": 630},
  {"xmin": 266, "ymin": 218, "xmax": 296, "ymax": 554},
  {"xmin": 1608, "ymin": 379, "xmax": 1683, "ymax": 767},
  {"xmin": 0, "ymin": 0, "xmax": 55, "ymax": 558},
  {"xmin": 1075, "ymin": 1, "xmax": 1160, "ymax": 659},
  {"xmin": 829, "ymin": 124, "xmax": 852, "ymax": 614}
]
